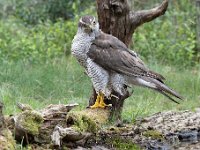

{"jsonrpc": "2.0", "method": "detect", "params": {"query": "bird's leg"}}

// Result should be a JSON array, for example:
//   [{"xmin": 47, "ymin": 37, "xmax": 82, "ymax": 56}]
[
  {"xmin": 90, "ymin": 92, "xmax": 109, "ymax": 108},
  {"xmin": 90, "ymin": 94, "xmax": 100, "ymax": 108},
  {"xmin": 99, "ymin": 92, "xmax": 113, "ymax": 107},
  {"xmin": 90, "ymin": 92, "xmax": 103, "ymax": 108},
  {"xmin": 99, "ymin": 92, "xmax": 107, "ymax": 107}
]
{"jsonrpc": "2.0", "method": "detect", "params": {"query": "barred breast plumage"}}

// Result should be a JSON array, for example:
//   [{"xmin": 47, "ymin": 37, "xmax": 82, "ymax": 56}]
[
  {"xmin": 71, "ymin": 28, "xmax": 112, "ymax": 96},
  {"xmin": 71, "ymin": 31, "xmax": 95, "ymax": 68}
]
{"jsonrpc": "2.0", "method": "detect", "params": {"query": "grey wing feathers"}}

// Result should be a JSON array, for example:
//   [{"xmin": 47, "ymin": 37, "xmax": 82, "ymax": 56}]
[
  {"xmin": 87, "ymin": 31, "xmax": 183, "ymax": 103},
  {"xmin": 88, "ymin": 33, "xmax": 165, "ymax": 82}
]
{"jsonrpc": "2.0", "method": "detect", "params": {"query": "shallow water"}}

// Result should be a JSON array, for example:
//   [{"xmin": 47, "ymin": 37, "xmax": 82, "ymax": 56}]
[
  {"xmin": 176, "ymin": 141, "xmax": 200, "ymax": 150},
  {"xmin": 146, "ymin": 131, "xmax": 200, "ymax": 150}
]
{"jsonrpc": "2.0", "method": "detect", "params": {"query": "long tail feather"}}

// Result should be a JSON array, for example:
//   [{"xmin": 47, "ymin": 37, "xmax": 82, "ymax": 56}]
[
  {"xmin": 154, "ymin": 89, "xmax": 180, "ymax": 104},
  {"xmin": 152, "ymin": 78, "xmax": 183, "ymax": 100},
  {"xmin": 136, "ymin": 77, "xmax": 183, "ymax": 103}
]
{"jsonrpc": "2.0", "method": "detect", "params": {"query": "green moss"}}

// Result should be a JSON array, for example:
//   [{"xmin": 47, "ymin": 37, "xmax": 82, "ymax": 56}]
[
  {"xmin": 143, "ymin": 130, "xmax": 163, "ymax": 140},
  {"xmin": 0, "ymin": 129, "xmax": 16, "ymax": 150},
  {"xmin": 82, "ymin": 109, "xmax": 110, "ymax": 124},
  {"xmin": 66, "ymin": 111, "xmax": 98, "ymax": 133},
  {"xmin": 17, "ymin": 110, "xmax": 43, "ymax": 135},
  {"xmin": 107, "ymin": 137, "xmax": 141, "ymax": 150}
]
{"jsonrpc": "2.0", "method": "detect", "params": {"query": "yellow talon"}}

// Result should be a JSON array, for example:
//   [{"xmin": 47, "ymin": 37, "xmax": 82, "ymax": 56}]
[
  {"xmin": 90, "ymin": 92, "xmax": 109, "ymax": 109},
  {"xmin": 99, "ymin": 92, "xmax": 107, "ymax": 107},
  {"xmin": 90, "ymin": 95, "xmax": 101, "ymax": 108}
]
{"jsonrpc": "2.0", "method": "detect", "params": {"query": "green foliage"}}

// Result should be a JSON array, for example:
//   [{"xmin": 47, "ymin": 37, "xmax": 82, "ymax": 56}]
[
  {"xmin": 0, "ymin": 0, "xmax": 95, "ymax": 24},
  {"xmin": 0, "ymin": 0, "xmax": 96, "ymax": 63},
  {"xmin": 133, "ymin": 0, "xmax": 197, "ymax": 67},
  {"xmin": 0, "ymin": 17, "xmax": 77, "ymax": 62},
  {"xmin": 0, "ymin": 0, "xmax": 198, "ymax": 66}
]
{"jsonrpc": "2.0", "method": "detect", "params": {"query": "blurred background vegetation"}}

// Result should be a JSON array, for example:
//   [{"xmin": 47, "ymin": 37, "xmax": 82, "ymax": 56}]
[
  {"xmin": 0, "ymin": 0, "xmax": 199, "ymax": 117},
  {"xmin": 0, "ymin": 0, "xmax": 198, "ymax": 66}
]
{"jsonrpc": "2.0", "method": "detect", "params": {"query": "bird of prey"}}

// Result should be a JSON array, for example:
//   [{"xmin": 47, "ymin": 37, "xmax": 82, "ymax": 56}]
[{"xmin": 71, "ymin": 15, "xmax": 183, "ymax": 108}]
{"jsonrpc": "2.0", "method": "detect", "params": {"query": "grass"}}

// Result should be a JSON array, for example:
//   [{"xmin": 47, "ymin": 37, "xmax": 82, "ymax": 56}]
[
  {"xmin": 0, "ymin": 57, "xmax": 91, "ymax": 114},
  {"xmin": 0, "ymin": 57, "xmax": 200, "ymax": 121}
]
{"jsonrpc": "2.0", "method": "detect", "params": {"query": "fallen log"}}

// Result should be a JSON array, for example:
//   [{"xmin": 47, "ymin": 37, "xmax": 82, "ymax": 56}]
[
  {"xmin": 0, "ymin": 102, "xmax": 16, "ymax": 150},
  {"xmin": 2, "ymin": 102, "xmax": 200, "ymax": 149},
  {"xmin": 5, "ymin": 102, "xmax": 110, "ymax": 149}
]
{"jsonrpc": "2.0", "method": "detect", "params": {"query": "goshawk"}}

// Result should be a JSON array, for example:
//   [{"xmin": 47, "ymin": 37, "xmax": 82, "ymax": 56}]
[{"xmin": 71, "ymin": 15, "xmax": 183, "ymax": 108}]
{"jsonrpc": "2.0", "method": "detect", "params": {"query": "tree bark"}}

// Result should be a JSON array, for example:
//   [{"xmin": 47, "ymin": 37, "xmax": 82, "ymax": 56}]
[{"xmin": 89, "ymin": 0, "xmax": 169, "ymax": 121}]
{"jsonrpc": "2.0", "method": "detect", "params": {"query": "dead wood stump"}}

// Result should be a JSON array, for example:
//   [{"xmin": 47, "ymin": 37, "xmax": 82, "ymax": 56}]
[{"xmin": 89, "ymin": 0, "xmax": 169, "ymax": 121}]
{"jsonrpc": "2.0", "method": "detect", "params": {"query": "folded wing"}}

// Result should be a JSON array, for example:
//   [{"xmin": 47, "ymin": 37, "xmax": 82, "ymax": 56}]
[{"xmin": 88, "ymin": 32, "xmax": 165, "ymax": 82}]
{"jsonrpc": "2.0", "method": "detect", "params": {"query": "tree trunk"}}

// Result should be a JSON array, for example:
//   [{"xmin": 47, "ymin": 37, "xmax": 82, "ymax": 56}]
[{"xmin": 89, "ymin": 0, "xmax": 169, "ymax": 121}]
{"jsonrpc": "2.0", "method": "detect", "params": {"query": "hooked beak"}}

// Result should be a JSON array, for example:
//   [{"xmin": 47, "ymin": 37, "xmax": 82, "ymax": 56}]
[{"xmin": 89, "ymin": 24, "xmax": 95, "ymax": 31}]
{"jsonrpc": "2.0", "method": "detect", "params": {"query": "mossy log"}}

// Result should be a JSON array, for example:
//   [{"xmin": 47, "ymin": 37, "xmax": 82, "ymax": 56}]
[
  {"xmin": 0, "ymin": 102, "xmax": 16, "ymax": 150},
  {"xmin": 5, "ymin": 103, "xmax": 110, "ymax": 148},
  {"xmin": 3, "ymin": 102, "xmax": 200, "ymax": 149}
]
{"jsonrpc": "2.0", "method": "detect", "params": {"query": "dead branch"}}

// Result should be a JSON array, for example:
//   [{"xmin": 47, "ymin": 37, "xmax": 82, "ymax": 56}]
[{"xmin": 130, "ymin": 0, "xmax": 168, "ymax": 29}]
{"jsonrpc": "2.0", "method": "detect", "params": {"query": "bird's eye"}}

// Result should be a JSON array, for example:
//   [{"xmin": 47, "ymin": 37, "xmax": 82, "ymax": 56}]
[{"xmin": 93, "ymin": 21, "xmax": 96, "ymax": 24}]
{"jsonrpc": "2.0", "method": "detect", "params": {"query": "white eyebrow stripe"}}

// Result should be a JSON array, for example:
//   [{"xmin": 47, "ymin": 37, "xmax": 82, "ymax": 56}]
[
  {"xmin": 80, "ymin": 16, "xmax": 96, "ymax": 25},
  {"xmin": 92, "ymin": 17, "xmax": 95, "ymax": 22},
  {"xmin": 80, "ymin": 18, "xmax": 88, "ymax": 25}
]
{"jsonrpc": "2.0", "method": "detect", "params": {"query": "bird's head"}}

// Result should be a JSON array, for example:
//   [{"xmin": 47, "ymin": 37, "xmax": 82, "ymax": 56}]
[{"xmin": 78, "ymin": 15, "xmax": 99, "ymax": 35}]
